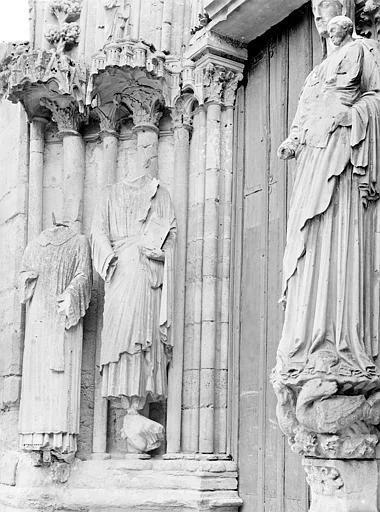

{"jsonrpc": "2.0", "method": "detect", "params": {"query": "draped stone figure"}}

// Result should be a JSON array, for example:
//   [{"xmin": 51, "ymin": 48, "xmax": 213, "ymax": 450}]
[
  {"xmin": 19, "ymin": 226, "xmax": 92, "ymax": 463},
  {"xmin": 91, "ymin": 174, "xmax": 176, "ymax": 454},
  {"xmin": 272, "ymin": 10, "xmax": 380, "ymax": 458},
  {"xmin": 103, "ymin": 0, "xmax": 131, "ymax": 43}
]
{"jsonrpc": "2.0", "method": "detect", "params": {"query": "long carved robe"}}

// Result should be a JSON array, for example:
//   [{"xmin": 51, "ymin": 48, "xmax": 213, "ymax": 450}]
[
  {"xmin": 91, "ymin": 175, "xmax": 176, "ymax": 404},
  {"xmin": 275, "ymin": 38, "xmax": 380, "ymax": 393},
  {"xmin": 19, "ymin": 227, "xmax": 92, "ymax": 456}
]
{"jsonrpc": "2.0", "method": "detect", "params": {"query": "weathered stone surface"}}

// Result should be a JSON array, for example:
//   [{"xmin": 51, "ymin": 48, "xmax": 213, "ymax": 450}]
[{"xmin": 304, "ymin": 458, "xmax": 378, "ymax": 512}]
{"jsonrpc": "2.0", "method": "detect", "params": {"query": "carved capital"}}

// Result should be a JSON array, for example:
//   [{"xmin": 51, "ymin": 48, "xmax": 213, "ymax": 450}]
[
  {"xmin": 190, "ymin": 61, "xmax": 243, "ymax": 107},
  {"xmin": 41, "ymin": 97, "xmax": 84, "ymax": 135},
  {"xmin": 224, "ymin": 70, "xmax": 243, "ymax": 108},
  {"xmin": 120, "ymin": 87, "xmax": 163, "ymax": 130},
  {"xmin": 171, "ymin": 94, "xmax": 195, "ymax": 130},
  {"xmin": 93, "ymin": 96, "xmax": 130, "ymax": 135},
  {"xmin": 203, "ymin": 63, "xmax": 226, "ymax": 104}
]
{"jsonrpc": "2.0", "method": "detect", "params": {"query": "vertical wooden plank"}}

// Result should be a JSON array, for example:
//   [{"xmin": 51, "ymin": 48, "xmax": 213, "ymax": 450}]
[
  {"xmin": 239, "ymin": 39, "xmax": 268, "ymax": 512},
  {"xmin": 265, "ymin": 27, "xmax": 288, "ymax": 512}
]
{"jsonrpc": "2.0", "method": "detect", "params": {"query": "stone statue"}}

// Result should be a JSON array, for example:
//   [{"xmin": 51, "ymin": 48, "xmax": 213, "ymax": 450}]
[
  {"xmin": 103, "ymin": 0, "xmax": 131, "ymax": 43},
  {"xmin": 91, "ymin": 166, "xmax": 176, "ymax": 455},
  {"xmin": 272, "ymin": 9, "xmax": 380, "ymax": 457},
  {"xmin": 19, "ymin": 224, "xmax": 92, "ymax": 464}
]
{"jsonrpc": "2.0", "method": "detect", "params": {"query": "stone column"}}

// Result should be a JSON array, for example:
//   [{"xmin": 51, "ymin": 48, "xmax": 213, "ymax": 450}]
[
  {"xmin": 199, "ymin": 97, "xmax": 222, "ymax": 454},
  {"xmin": 166, "ymin": 99, "xmax": 192, "ymax": 454},
  {"xmin": 215, "ymin": 74, "xmax": 242, "ymax": 454},
  {"xmin": 92, "ymin": 104, "xmax": 120, "ymax": 460},
  {"xmin": 182, "ymin": 105, "xmax": 206, "ymax": 453},
  {"xmin": 123, "ymin": 87, "xmax": 163, "ymax": 178},
  {"xmin": 96, "ymin": 104, "xmax": 120, "ymax": 187},
  {"xmin": 28, "ymin": 117, "xmax": 47, "ymax": 241},
  {"xmin": 161, "ymin": 0, "xmax": 173, "ymax": 53},
  {"xmin": 42, "ymin": 99, "xmax": 85, "ymax": 231}
]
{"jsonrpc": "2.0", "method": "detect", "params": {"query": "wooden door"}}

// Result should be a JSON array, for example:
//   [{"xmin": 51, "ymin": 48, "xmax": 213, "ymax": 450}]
[{"xmin": 233, "ymin": 4, "xmax": 323, "ymax": 511}]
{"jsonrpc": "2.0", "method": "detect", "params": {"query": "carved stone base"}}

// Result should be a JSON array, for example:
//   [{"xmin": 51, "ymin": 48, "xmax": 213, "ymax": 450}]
[
  {"xmin": 0, "ymin": 453, "xmax": 242, "ymax": 511},
  {"xmin": 303, "ymin": 458, "xmax": 378, "ymax": 512}
]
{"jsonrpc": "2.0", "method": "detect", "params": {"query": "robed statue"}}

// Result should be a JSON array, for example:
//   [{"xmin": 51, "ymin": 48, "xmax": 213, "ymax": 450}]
[
  {"xmin": 272, "ymin": 2, "xmax": 380, "ymax": 458},
  {"xmin": 19, "ymin": 224, "xmax": 92, "ymax": 464},
  {"xmin": 91, "ymin": 163, "xmax": 176, "ymax": 454},
  {"xmin": 103, "ymin": 0, "xmax": 131, "ymax": 43}
]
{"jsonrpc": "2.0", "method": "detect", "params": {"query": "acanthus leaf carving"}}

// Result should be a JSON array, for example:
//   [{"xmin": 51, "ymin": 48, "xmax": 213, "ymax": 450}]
[
  {"xmin": 41, "ymin": 97, "xmax": 86, "ymax": 134},
  {"xmin": 119, "ymin": 86, "xmax": 163, "ymax": 128}
]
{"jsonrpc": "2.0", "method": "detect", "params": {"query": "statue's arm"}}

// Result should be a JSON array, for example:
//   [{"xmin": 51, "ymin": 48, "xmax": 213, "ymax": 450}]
[
  {"xmin": 57, "ymin": 236, "xmax": 92, "ymax": 329},
  {"xmin": 90, "ymin": 193, "xmax": 117, "ymax": 282},
  {"xmin": 20, "ymin": 244, "xmax": 38, "ymax": 304}
]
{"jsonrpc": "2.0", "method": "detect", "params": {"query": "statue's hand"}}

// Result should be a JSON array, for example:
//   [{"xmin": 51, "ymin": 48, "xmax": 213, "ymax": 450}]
[
  {"xmin": 105, "ymin": 255, "xmax": 118, "ymax": 282},
  {"xmin": 330, "ymin": 109, "xmax": 352, "ymax": 131},
  {"xmin": 140, "ymin": 246, "xmax": 165, "ymax": 262},
  {"xmin": 277, "ymin": 140, "xmax": 296, "ymax": 160},
  {"xmin": 57, "ymin": 293, "xmax": 71, "ymax": 317}
]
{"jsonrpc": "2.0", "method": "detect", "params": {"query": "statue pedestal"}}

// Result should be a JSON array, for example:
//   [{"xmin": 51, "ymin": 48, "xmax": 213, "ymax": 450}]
[
  {"xmin": 303, "ymin": 458, "xmax": 378, "ymax": 512},
  {"xmin": 0, "ymin": 454, "xmax": 242, "ymax": 512}
]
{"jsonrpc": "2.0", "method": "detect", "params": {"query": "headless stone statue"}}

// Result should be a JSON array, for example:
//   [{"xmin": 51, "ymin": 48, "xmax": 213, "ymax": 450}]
[
  {"xmin": 91, "ymin": 171, "xmax": 176, "ymax": 455},
  {"xmin": 19, "ymin": 225, "xmax": 92, "ymax": 464}
]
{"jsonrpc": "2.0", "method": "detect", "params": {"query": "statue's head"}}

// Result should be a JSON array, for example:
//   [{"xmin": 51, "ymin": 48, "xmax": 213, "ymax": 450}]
[
  {"xmin": 328, "ymin": 15, "xmax": 354, "ymax": 46},
  {"xmin": 312, "ymin": 0, "xmax": 355, "ymax": 37}
]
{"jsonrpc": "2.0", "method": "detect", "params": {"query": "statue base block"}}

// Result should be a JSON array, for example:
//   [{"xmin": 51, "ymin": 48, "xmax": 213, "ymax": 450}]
[
  {"xmin": 0, "ymin": 453, "xmax": 242, "ymax": 512},
  {"xmin": 303, "ymin": 458, "xmax": 378, "ymax": 512}
]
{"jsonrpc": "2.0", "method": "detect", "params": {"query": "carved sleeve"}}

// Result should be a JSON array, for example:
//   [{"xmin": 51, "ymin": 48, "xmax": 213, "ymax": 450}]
[
  {"xmin": 60, "ymin": 236, "xmax": 92, "ymax": 329},
  {"xmin": 19, "ymin": 242, "xmax": 38, "ymax": 304},
  {"xmin": 160, "ymin": 196, "xmax": 177, "ymax": 347},
  {"xmin": 90, "ymin": 192, "xmax": 116, "ymax": 281}
]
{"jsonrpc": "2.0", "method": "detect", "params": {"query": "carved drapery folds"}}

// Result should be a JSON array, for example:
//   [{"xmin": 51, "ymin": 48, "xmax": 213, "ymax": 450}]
[{"xmin": 272, "ymin": 3, "xmax": 380, "ymax": 510}]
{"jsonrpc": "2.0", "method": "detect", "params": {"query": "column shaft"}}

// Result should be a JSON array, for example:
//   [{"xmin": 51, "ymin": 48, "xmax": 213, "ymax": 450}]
[
  {"xmin": 28, "ymin": 118, "xmax": 46, "ymax": 241},
  {"xmin": 199, "ymin": 102, "xmax": 221, "ymax": 453},
  {"xmin": 101, "ymin": 133, "xmax": 119, "ymax": 187},
  {"xmin": 182, "ymin": 107, "xmax": 206, "ymax": 453},
  {"xmin": 62, "ymin": 134, "xmax": 85, "ymax": 231},
  {"xmin": 166, "ymin": 122, "xmax": 190, "ymax": 453},
  {"xmin": 92, "ymin": 130, "xmax": 119, "ymax": 459},
  {"xmin": 161, "ymin": 0, "xmax": 173, "ymax": 53},
  {"xmin": 215, "ymin": 106, "xmax": 234, "ymax": 454}
]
